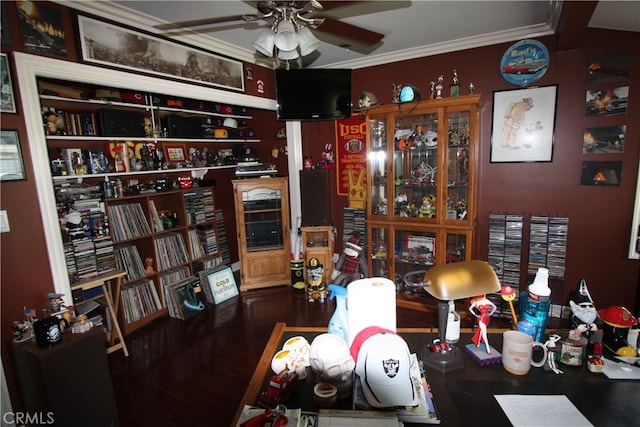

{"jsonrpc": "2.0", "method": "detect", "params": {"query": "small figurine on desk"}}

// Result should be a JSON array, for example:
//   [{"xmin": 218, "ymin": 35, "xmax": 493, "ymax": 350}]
[
  {"xmin": 331, "ymin": 232, "xmax": 367, "ymax": 287},
  {"xmin": 306, "ymin": 257, "xmax": 326, "ymax": 303},
  {"xmin": 469, "ymin": 294, "xmax": 497, "ymax": 354},
  {"xmin": 569, "ymin": 279, "xmax": 598, "ymax": 340},
  {"xmin": 543, "ymin": 333, "xmax": 564, "ymax": 375}
]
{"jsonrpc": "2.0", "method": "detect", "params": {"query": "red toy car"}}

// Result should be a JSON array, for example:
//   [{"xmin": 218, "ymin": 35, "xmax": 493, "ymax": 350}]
[{"xmin": 258, "ymin": 370, "xmax": 299, "ymax": 408}]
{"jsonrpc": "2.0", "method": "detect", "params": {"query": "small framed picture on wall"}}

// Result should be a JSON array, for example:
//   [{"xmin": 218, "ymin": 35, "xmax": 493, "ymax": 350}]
[{"xmin": 490, "ymin": 85, "xmax": 557, "ymax": 163}]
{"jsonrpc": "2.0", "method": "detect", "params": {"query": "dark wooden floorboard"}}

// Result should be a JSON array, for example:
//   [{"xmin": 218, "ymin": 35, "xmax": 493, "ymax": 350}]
[{"xmin": 108, "ymin": 285, "xmax": 506, "ymax": 426}]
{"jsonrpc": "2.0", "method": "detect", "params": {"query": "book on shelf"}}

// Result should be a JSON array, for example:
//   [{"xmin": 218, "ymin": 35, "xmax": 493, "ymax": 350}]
[
  {"xmin": 120, "ymin": 279, "xmax": 161, "ymax": 324},
  {"xmin": 114, "ymin": 245, "xmax": 147, "ymax": 281},
  {"xmin": 88, "ymin": 149, "xmax": 108, "ymax": 174},
  {"xmin": 149, "ymin": 200, "xmax": 164, "ymax": 233}
]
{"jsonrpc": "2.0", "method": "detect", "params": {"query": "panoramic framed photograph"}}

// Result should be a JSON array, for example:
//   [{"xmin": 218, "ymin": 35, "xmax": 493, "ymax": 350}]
[
  {"xmin": 0, "ymin": 130, "xmax": 26, "ymax": 181},
  {"xmin": 1, "ymin": 53, "xmax": 16, "ymax": 113},
  {"xmin": 77, "ymin": 15, "xmax": 244, "ymax": 92},
  {"xmin": 491, "ymin": 85, "xmax": 557, "ymax": 163},
  {"xmin": 583, "ymin": 125, "xmax": 626, "ymax": 154},
  {"xmin": 163, "ymin": 143, "xmax": 187, "ymax": 165}
]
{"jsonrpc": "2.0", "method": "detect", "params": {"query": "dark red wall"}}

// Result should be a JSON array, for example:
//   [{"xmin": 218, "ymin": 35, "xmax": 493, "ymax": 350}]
[{"xmin": 304, "ymin": 30, "xmax": 640, "ymax": 311}]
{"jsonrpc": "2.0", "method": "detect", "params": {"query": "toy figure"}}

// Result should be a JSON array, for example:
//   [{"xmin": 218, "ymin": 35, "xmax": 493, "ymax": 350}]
[
  {"xmin": 145, "ymin": 257, "xmax": 155, "ymax": 274},
  {"xmin": 543, "ymin": 334, "xmax": 564, "ymax": 375},
  {"xmin": 306, "ymin": 257, "xmax": 326, "ymax": 303},
  {"xmin": 569, "ymin": 279, "xmax": 598, "ymax": 340},
  {"xmin": 469, "ymin": 294, "xmax": 497, "ymax": 354},
  {"xmin": 46, "ymin": 292, "xmax": 66, "ymax": 313},
  {"xmin": 331, "ymin": 232, "xmax": 368, "ymax": 287}
]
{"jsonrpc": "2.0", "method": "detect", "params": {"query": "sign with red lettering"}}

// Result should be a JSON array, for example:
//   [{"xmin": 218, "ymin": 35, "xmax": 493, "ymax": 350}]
[{"xmin": 335, "ymin": 116, "xmax": 367, "ymax": 195}]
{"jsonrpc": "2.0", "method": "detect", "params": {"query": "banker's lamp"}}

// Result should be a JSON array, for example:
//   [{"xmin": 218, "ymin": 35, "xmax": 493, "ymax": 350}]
[{"xmin": 421, "ymin": 260, "xmax": 501, "ymax": 373}]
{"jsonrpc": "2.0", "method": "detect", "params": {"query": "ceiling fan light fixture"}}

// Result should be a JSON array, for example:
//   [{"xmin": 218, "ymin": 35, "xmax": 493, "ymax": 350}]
[
  {"xmin": 296, "ymin": 26, "xmax": 320, "ymax": 56},
  {"xmin": 252, "ymin": 27, "xmax": 276, "ymax": 57},
  {"xmin": 274, "ymin": 19, "xmax": 298, "ymax": 51},
  {"xmin": 277, "ymin": 47, "xmax": 300, "ymax": 60}
]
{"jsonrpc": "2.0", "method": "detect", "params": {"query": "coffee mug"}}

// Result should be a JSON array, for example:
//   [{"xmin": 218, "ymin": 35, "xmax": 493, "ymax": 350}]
[{"xmin": 502, "ymin": 330, "xmax": 547, "ymax": 375}]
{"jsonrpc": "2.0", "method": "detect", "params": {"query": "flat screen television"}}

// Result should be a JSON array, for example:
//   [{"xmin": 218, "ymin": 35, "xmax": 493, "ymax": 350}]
[{"xmin": 276, "ymin": 69, "xmax": 352, "ymax": 121}]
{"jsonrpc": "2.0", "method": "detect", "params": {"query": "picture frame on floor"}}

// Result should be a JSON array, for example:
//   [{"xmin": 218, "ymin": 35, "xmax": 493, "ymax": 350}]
[{"xmin": 201, "ymin": 265, "xmax": 238, "ymax": 305}]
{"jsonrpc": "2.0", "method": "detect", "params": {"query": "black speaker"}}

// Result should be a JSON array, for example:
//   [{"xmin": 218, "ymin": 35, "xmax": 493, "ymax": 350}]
[
  {"xmin": 300, "ymin": 169, "xmax": 332, "ymax": 226},
  {"xmin": 97, "ymin": 109, "xmax": 146, "ymax": 137}
]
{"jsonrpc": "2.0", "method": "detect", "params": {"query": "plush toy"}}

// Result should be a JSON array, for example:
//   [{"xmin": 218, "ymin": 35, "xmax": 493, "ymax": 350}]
[{"xmin": 331, "ymin": 232, "xmax": 368, "ymax": 287}]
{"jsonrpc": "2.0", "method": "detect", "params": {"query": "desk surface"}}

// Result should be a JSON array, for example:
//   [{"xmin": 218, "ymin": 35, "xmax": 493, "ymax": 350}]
[{"xmin": 233, "ymin": 323, "xmax": 639, "ymax": 426}]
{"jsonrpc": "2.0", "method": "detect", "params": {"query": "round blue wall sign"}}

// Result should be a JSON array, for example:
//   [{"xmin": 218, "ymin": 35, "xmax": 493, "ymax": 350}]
[{"xmin": 500, "ymin": 39, "xmax": 550, "ymax": 86}]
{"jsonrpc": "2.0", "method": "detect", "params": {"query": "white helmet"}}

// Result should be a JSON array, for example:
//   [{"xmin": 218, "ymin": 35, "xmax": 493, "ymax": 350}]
[{"xmin": 355, "ymin": 91, "xmax": 379, "ymax": 111}]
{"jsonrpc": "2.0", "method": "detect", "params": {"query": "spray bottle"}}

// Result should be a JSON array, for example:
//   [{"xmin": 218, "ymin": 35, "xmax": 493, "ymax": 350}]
[
  {"xmin": 328, "ymin": 284, "xmax": 349, "ymax": 343},
  {"xmin": 521, "ymin": 267, "xmax": 552, "ymax": 342}
]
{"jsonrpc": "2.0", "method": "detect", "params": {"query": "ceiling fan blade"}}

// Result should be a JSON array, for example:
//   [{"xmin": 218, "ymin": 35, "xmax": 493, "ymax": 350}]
[
  {"xmin": 319, "ymin": 1, "xmax": 371, "ymax": 12},
  {"xmin": 315, "ymin": 16, "xmax": 384, "ymax": 46},
  {"xmin": 154, "ymin": 14, "xmax": 253, "ymax": 31}
]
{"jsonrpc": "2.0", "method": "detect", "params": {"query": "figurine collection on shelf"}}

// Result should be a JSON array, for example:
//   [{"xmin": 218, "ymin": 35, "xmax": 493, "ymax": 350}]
[{"xmin": 393, "ymin": 69, "xmax": 476, "ymax": 105}]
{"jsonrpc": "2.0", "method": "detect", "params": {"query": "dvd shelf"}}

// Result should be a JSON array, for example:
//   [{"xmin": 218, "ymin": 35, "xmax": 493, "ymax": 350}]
[
  {"xmin": 528, "ymin": 215, "xmax": 569, "ymax": 279},
  {"xmin": 487, "ymin": 212, "xmax": 524, "ymax": 319}
]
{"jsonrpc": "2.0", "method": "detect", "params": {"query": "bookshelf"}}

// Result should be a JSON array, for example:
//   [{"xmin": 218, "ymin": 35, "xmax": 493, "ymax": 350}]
[
  {"xmin": 103, "ymin": 186, "xmax": 221, "ymax": 334},
  {"xmin": 14, "ymin": 53, "xmax": 276, "ymax": 330}
]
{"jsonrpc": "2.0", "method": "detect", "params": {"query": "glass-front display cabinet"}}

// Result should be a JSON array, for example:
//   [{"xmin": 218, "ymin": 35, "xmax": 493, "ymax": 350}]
[
  {"xmin": 232, "ymin": 177, "xmax": 291, "ymax": 291},
  {"xmin": 365, "ymin": 95, "xmax": 481, "ymax": 298}
]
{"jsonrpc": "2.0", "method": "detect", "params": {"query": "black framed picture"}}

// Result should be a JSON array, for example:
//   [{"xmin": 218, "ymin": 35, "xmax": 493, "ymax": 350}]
[
  {"xmin": 580, "ymin": 161, "xmax": 622, "ymax": 186},
  {"xmin": 77, "ymin": 15, "xmax": 244, "ymax": 92},
  {"xmin": 1, "ymin": 53, "xmax": 16, "ymax": 113},
  {"xmin": 17, "ymin": 1, "xmax": 68, "ymax": 57},
  {"xmin": 490, "ymin": 85, "xmax": 557, "ymax": 163},
  {"xmin": 0, "ymin": 130, "xmax": 27, "ymax": 181}
]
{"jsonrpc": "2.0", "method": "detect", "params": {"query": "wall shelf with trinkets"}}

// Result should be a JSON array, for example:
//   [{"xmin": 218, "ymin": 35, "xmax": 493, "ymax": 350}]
[
  {"xmin": 14, "ymin": 52, "xmax": 276, "ymax": 334},
  {"xmin": 364, "ymin": 95, "xmax": 481, "ymax": 308}
]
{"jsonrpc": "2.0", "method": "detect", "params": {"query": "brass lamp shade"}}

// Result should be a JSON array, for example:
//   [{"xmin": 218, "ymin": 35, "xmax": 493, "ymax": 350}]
[{"xmin": 423, "ymin": 260, "xmax": 501, "ymax": 301}]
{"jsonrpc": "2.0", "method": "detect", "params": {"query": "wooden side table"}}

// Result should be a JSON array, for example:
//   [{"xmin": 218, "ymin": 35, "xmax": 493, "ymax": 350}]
[
  {"xmin": 9, "ymin": 328, "xmax": 119, "ymax": 426},
  {"xmin": 71, "ymin": 270, "xmax": 128, "ymax": 356}
]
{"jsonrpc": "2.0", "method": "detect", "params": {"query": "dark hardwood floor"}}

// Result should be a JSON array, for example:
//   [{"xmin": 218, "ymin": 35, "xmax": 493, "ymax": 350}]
[{"xmin": 107, "ymin": 284, "xmax": 505, "ymax": 426}]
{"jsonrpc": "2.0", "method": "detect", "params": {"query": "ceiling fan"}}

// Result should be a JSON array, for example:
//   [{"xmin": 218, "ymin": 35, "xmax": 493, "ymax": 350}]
[{"xmin": 154, "ymin": 1, "xmax": 384, "ymax": 61}]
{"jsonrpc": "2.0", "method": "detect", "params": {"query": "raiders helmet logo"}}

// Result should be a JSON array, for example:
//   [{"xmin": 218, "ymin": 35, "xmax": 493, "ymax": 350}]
[{"xmin": 382, "ymin": 359, "xmax": 400, "ymax": 378}]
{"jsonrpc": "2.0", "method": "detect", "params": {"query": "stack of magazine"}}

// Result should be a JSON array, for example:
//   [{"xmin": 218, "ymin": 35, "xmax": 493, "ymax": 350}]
[{"xmin": 352, "ymin": 353, "xmax": 440, "ymax": 424}]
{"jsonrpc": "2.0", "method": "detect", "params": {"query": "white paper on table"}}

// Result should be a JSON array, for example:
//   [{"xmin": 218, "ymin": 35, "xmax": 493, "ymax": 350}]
[
  {"xmin": 494, "ymin": 395, "xmax": 593, "ymax": 427},
  {"xmin": 602, "ymin": 357, "xmax": 640, "ymax": 380}
]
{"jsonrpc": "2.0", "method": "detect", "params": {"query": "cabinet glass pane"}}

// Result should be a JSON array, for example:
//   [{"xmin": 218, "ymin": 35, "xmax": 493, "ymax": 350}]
[
  {"xmin": 393, "ymin": 112, "xmax": 438, "ymax": 219},
  {"xmin": 370, "ymin": 227, "xmax": 388, "ymax": 277},
  {"xmin": 241, "ymin": 187, "xmax": 283, "ymax": 251},
  {"xmin": 445, "ymin": 232, "xmax": 467, "ymax": 263},
  {"xmin": 446, "ymin": 110, "xmax": 471, "ymax": 221},
  {"xmin": 395, "ymin": 229, "xmax": 436, "ymax": 296},
  {"xmin": 369, "ymin": 118, "xmax": 388, "ymax": 216}
]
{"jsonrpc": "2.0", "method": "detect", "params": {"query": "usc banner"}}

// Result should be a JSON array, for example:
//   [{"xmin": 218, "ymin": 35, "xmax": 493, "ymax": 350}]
[{"xmin": 335, "ymin": 116, "xmax": 367, "ymax": 197}]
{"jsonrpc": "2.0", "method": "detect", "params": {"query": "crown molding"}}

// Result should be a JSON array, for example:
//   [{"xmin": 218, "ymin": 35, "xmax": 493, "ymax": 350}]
[{"xmin": 325, "ymin": 23, "xmax": 555, "ymax": 70}]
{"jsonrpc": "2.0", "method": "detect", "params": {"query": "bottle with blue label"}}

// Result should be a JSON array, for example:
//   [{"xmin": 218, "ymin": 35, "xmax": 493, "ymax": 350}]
[
  {"xmin": 520, "ymin": 267, "xmax": 552, "ymax": 342},
  {"xmin": 328, "ymin": 284, "xmax": 349, "ymax": 343}
]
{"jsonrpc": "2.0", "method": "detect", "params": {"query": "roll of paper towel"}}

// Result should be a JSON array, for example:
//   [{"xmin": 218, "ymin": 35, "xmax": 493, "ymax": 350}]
[{"xmin": 347, "ymin": 277, "xmax": 397, "ymax": 346}]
